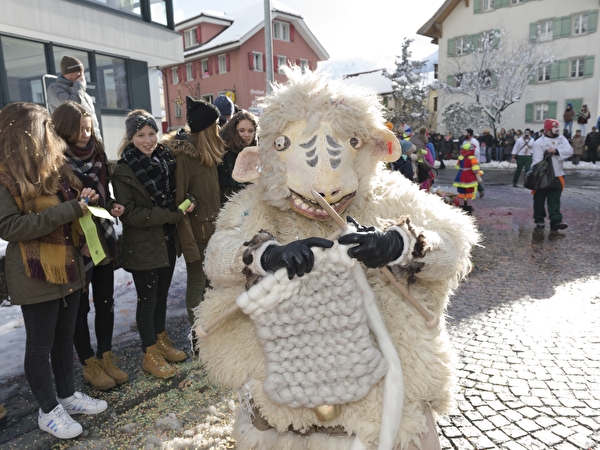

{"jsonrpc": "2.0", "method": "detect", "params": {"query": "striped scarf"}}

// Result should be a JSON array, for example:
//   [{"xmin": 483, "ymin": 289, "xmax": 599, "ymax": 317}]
[
  {"xmin": 0, "ymin": 166, "xmax": 81, "ymax": 284},
  {"xmin": 121, "ymin": 143, "xmax": 177, "ymax": 210},
  {"xmin": 65, "ymin": 143, "xmax": 118, "ymax": 272}
]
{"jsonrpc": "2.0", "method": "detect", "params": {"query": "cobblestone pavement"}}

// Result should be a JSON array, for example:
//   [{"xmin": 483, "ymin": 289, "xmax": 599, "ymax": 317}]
[{"xmin": 437, "ymin": 168, "xmax": 600, "ymax": 449}]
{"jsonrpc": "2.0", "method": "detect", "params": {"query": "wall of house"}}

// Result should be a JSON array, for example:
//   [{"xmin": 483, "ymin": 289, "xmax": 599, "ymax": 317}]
[
  {"xmin": 437, "ymin": 0, "xmax": 599, "ymax": 134},
  {"xmin": 163, "ymin": 21, "xmax": 323, "ymax": 129}
]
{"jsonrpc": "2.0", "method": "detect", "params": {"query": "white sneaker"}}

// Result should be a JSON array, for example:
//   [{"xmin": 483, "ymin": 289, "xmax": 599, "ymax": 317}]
[
  {"xmin": 38, "ymin": 404, "xmax": 83, "ymax": 439},
  {"xmin": 57, "ymin": 391, "xmax": 107, "ymax": 415}
]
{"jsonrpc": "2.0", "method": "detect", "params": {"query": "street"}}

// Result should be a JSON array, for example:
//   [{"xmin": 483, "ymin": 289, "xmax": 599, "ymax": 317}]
[{"xmin": 0, "ymin": 165, "xmax": 599, "ymax": 449}]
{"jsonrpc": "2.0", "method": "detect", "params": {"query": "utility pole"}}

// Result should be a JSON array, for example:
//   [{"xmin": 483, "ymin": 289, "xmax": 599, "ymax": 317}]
[{"xmin": 264, "ymin": 0, "xmax": 274, "ymax": 94}]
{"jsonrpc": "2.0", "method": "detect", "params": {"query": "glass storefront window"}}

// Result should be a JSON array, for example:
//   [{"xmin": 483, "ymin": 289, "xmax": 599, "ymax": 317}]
[
  {"xmin": 1, "ymin": 36, "xmax": 47, "ymax": 104},
  {"xmin": 85, "ymin": 0, "xmax": 140, "ymax": 17},
  {"xmin": 96, "ymin": 54, "xmax": 130, "ymax": 110},
  {"xmin": 52, "ymin": 47, "xmax": 91, "ymax": 82},
  {"xmin": 151, "ymin": 0, "xmax": 168, "ymax": 26}
]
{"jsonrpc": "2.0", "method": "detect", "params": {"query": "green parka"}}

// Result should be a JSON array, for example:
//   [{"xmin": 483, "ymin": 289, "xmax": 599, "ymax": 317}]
[
  {"xmin": 162, "ymin": 130, "xmax": 221, "ymax": 263},
  {"xmin": 111, "ymin": 159, "xmax": 183, "ymax": 272},
  {"xmin": 0, "ymin": 186, "xmax": 86, "ymax": 305}
]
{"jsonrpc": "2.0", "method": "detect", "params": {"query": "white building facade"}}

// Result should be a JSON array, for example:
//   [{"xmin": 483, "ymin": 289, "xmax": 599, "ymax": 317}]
[
  {"xmin": 0, "ymin": 0, "xmax": 183, "ymax": 159},
  {"xmin": 418, "ymin": 0, "xmax": 599, "ymax": 134}
]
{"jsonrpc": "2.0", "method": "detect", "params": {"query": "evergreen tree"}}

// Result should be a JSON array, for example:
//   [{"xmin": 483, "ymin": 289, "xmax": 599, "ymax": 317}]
[{"xmin": 384, "ymin": 38, "xmax": 430, "ymax": 130}]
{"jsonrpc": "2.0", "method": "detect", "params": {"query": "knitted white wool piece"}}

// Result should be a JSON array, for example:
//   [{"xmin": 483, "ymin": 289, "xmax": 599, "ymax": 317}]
[{"xmin": 236, "ymin": 242, "xmax": 389, "ymax": 409}]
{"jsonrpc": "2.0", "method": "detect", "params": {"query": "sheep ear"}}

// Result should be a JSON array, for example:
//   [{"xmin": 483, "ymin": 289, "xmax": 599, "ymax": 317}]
[
  {"xmin": 232, "ymin": 146, "xmax": 262, "ymax": 183},
  {"xmin": 372, "ymin": 128, "xmax": 401, "ymax": 162}
]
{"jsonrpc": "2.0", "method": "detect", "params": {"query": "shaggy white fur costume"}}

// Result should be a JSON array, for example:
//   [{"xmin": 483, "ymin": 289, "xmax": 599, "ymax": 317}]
[{"xmin": 196, "ymin": 68, "xmax": 479, "ymax": 450}]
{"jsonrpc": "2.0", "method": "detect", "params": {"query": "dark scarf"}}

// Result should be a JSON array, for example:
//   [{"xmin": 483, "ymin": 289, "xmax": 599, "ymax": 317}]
[
  {"xmin": 122, "ymin": 143, "xmax": 177, "ymax": 210},
  {"xmin": 65, "ymin": 142, "xmax": 118, "ymax": 275},
  {"xmin": 0, "ymin": 166, "xmax": 81, "ymax": 284}
]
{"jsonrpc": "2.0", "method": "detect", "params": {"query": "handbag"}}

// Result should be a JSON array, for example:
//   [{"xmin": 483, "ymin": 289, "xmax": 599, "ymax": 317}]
[
  {"xmin": 417, "ymin": 163, "xmax": 433, "ymax": 183},
  {"xmin": 524, "ymin": 153, "xmax": 561, "ymax": 191}
]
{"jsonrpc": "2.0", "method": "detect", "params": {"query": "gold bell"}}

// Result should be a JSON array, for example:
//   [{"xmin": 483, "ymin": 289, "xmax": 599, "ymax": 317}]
[{"xmin": 313, "ymin": 404, "xmax": 342, "ymax": 422}]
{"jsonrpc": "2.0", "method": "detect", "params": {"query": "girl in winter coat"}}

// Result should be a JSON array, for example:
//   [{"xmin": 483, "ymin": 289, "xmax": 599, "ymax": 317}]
[
  {"xmin": 111, "ymin": 110, "xmax": 194, "ymax": 379},
  {"xmin": 52, "ymin": 101, "xmax": 128, "ymax": 391},
  {"xmin": 218, "ymin": 110, "xmax": 258, "ymax": 205},
  {"xmin": 161, "ymin": 97, "xmax": 224, "ymax": 351},
  {"xmin": 0, "ymin": 102, "xmax": 107, "ymax": 439}
]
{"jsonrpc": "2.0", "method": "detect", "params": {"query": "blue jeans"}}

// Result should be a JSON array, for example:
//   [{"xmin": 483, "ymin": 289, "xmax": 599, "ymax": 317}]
[
  {"xmin": 21, "ymin": 291, "xmax": 81, "ymax": 413},
  {"xmin": 564, "ymin": 121, "xmax": 573, "ymax": 136},
  {"xmin": 495, "ymin": 146, "xmax": 504, "ymax": 161}
]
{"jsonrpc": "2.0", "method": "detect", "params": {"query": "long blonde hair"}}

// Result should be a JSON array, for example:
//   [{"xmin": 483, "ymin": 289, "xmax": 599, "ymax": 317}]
[
  {"xmin": 0, "ymin": 102, "xmax": 80, "ymax": 199},
  {"xmin": 187, "ymin": 122, "xmax": 225, "ymax": 166}
]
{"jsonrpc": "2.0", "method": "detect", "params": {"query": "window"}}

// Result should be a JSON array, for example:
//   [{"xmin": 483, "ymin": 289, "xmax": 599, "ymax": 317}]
[
  {"xmin": 175, "ymin": 101, "xmax": 182, "ymax": 118},
  {"xmin": 456, "ymin": 36, "xmax": 467, "ymax": 55},
  {"xmin": 300, "ymin": 59, "xmax": 309, "ymax": 74},
  {"xmin": 535, "ymin": 103, "xmax": 549, "ymax": 122},
  {"xmin": 171, "ymin": 67, "xmax": 179, "ymax": 84},
  {"xmin": 273, "ymin": 21, "xmax": 290, "ymax": 41},
  {"xmin": 96, "ymin": 54, "xmax": 130, "ymax": 110},
  {"xmin": 538, "ymin": 20, "xmax": 553, "ymax": 41},
  {"xmin": 184, "ymin": 28, "xmax": 198, "ymax": 48},
  {"xmin": 186, "ymin": 63, "xmax": 193, "ymax": 81},
  {"xmin": 573, "ymin": 13, "xmax": 589, "ymax": 35},
  {"xmin": 537, "ymin": 64, "xmax": 551, "ymax": 82},
  {"xmin": 570, "ymin": 58, "xmax": 585, "ymax": 78},
  {"xmin": 483, "ymin": 0, "xmax": 493, "ymax": 11},
  {"xmin": 511, "ymin": 0, "xmax": 523, "ymax": 3},
  {"xmin": 80, "ymin": 0, "xmax": 170, "ymax": 27},
  {"xmin": 253, "ymin": 52, "xmax": 263, "ymax": 71},
  {"xmin": 201, "ymin": 59, "xmax": 209, "ymax": 78},
  {"xmin": 1, "ymin": 36, "xmax": 47, "ymax": 104},
  {"xmin": 277, "ymin": 56, "xmax": 286, "ymax": 74},
  {"xmin": 201, "ymin": 94, "xmax": 213, "ymax": 103},
  {"xmin": 218, "ymin": 54, "xmax": 227, "ymax": 74}
]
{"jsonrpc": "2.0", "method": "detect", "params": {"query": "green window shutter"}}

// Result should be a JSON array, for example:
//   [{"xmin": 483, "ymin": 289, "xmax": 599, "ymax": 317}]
[
  {"xmin": 493, "ymin": 29, "xmax": 500, "ymax": 49},
  {"xmin": 561, "ymin": 16, "xmax": 571, "ymax": 38},
  {"xmin": 558, "ymin": 60, "xmax": 568, "ymax": 80},
  {"xmin": 529, "ymin": 22, "xmax": 538, "ymax": 42},
  {"xmin": 547, "ymin": 101, "xmax": 557, "ymax": 119},
  {"xmin": 550, "ymin": 62, "xmax": 560, "ymax": 81},
  {"xmin": 474, "ymin": 0, "xmax": 481, "ymax": 14},
  {"xmin": 525, "ymin": 103, "xmax": 534, "ymax": 123},
  {"xmin": 446, "ymin": 75, "xmax": 455, "ymax": 87},
  {"xmin": 588, "ymin": 10, "xmax": 598, "ymax": 33},
  {"xmin": 447, "ymin": 38, "xmax": 455, "ymax": 57},
  {"xmin": 497, "ymin": 0, "xmax": 508, "ymax": 8},
  {"xmin": 527, "ymin": 64, "xmax": 535, "ymax": 84},
  {"xmin": 467, "ymin": 34, "xmax": 480, "ymax": 52},
  {"xmin": 584, "ymin": 56, "xmax": 595, "ymax": 78},
  {"xmin": 553, "ymin": 17, "xmax": 563, "ymax": 39},
  {"xmin": 491, "ymin": 72, "xmax": 498, "ymax": 87}
]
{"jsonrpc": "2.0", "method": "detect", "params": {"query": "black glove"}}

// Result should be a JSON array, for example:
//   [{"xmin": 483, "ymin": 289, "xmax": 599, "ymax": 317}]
[
  {"xmin": 337, "ymin": 216, "xmax": 404, "ymax": 268},
  {"xmin": 261, "ymin": 237, "xmax": 334, "ymax": 279}
]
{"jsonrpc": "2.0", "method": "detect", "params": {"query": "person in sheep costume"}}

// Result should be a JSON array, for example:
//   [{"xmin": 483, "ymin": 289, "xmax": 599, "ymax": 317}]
[{"xmin": 196, "ymin": 67, "xmax": 479, "ymax": 450}]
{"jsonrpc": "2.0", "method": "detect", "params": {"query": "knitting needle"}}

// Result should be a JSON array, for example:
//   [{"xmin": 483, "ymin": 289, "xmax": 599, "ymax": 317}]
[{"xmin": 310, "ymin": 190, "xmax": 439, "ymax": 329}]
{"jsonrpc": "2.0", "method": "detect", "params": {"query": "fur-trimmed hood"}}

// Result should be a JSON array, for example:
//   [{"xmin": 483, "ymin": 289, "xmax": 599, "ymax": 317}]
[{"xmin": 162, "ymin": 128, "xmax": 201, "ymax": 159}]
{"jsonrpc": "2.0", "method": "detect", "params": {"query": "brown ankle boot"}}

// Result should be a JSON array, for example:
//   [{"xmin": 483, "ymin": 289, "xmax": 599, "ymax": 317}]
[
  {"xmin": 100, "ymin": 351, "xmax": 129, "ymax": 385},
  {"xmin": 156, "ymin": 331, "xmax": 187, "ymax": 363},
  {"xmin": 143, "ymin": 344, "xmax": 175, "ymax": 379},
  {"xmin": 83, "ymin": 356, "xmax": 116, "ymax": 390}
]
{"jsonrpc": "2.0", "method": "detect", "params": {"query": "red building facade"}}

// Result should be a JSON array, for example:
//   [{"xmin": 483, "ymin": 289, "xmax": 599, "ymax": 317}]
[{"xmin": 162, "ymin": 4, "xmax": 328, "ymax": 129}]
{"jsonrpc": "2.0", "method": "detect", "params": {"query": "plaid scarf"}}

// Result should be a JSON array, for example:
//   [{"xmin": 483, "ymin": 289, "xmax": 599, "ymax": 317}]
[
  {"xmin": 0, "ymin": 166, "xmax": 82, "ymax": 284},
  {"xmin": 65, "ymin": 143, "xmax": 118, "ymax": 273},
  {"xmin": 122, "ymin": 143, "xmax": 177, "ymax": 210}
]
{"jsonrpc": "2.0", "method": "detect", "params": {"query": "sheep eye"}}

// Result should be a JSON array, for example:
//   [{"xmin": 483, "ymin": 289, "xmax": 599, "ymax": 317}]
[
  {"xmin": 350, "ymin": 137, "xmax": 363, "ymax": 149},
  {"xmin": 274, "ymin": 135, "xmax": 291, "ymax": 151}
]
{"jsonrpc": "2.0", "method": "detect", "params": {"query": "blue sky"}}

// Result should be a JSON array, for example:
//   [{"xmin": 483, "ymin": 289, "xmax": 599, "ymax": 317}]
[{"xmin": 173, "ymin": 0, "xmax": 442, "ymax": 73}]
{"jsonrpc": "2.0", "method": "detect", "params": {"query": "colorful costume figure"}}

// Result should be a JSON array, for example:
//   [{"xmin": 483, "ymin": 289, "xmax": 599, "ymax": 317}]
[
  {"xmin": 453, "ymin": 142, "xmax": 482, "ymax": 214},
  {"xmin": 196, "ymin": 68, "xmax": 479, "ymax": 450}
]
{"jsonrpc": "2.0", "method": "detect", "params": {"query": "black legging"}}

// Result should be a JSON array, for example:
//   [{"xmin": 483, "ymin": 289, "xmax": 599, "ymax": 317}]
[
  {"xmin": 73, "ymin": 262, "xmax": 115, "ymax": 362},
  {"xmin": 21, "ymin": 291, "xmax": 81, "ymax": 413},
  {"xmin": 131, "ymin": 242, "xmax": 176, "ymax": 352}
]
